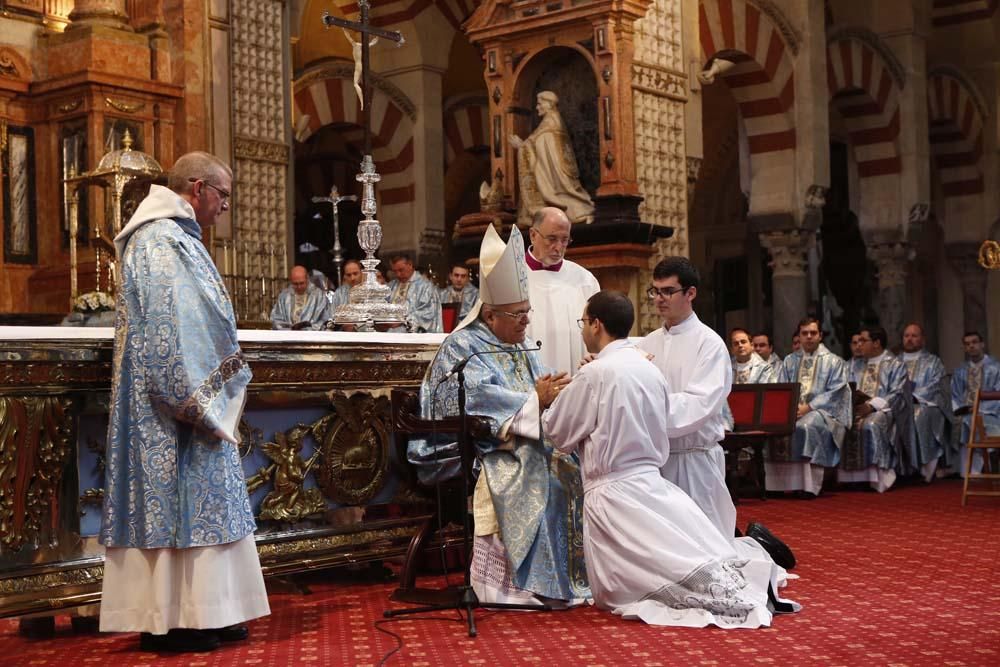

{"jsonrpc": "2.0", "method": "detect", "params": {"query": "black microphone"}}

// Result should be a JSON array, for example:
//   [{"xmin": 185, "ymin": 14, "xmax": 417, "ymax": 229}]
[{"xmin": 439, "ymin": 340, "xmax": 542, "ymax": 383}]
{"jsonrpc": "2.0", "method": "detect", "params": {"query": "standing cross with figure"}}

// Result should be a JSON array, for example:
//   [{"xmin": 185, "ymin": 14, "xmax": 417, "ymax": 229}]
[
  {"xmin": 311, "ymin": 185, "xmax": 357, "ymax": 287},
  {"xmin": 322, "ymin": 1, "xmax": 405, "ymax": 155}
]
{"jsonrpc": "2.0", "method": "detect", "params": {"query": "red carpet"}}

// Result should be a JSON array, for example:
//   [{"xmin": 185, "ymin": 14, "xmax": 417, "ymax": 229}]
[{"xmin": 4, "ymin": 479, "xmax": 999, "ymax": 666}]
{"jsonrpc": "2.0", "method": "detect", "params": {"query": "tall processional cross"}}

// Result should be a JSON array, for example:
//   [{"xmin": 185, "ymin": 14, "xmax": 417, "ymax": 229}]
[{"xmin": 322, "ymin": 2, "xmax": 405, "ymax": 155}]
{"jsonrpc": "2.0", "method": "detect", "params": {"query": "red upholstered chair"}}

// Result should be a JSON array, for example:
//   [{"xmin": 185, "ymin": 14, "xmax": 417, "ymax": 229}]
[
  {"xmin": 722, "ymin": 383, "xmax": 801, "ymax": 501},
  {"xmin": 441, "ymin": 302, "xmax": 460, "ymax": 333}
]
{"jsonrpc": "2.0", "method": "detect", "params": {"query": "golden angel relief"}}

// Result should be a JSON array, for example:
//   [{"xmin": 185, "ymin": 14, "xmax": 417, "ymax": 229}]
[{"xmin": 246, "ymin": 393, "xmax": 391, "ymax": 522}]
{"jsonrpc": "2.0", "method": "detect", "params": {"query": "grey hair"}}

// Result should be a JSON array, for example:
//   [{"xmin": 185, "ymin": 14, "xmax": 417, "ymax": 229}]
[{"xmin": 167, "ymin": 151, "xmax": 232, "ymax": 195}]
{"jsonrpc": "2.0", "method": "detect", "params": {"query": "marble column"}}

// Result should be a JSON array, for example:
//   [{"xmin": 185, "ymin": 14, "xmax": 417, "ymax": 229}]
[
  {"xmin": 759, "ymin": 227, "xmax": 815, "ymax": 355},
  {"xmin": 68, "ymin": 0, "xmax": 129, "ymax": 28},
  {"xmin": 946, "ymin": 241, "xmax": 990, "ymax": 344},
  {"xmin": 866, "ymin": 233, "xmax": 911, "ymax": 349}
]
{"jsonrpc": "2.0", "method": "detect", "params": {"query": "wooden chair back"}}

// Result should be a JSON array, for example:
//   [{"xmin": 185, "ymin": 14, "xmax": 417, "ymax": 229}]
[
  {"xmin": 441, "ymin": 302, "xmax": 460, "ymax": 333},
  {"xmin": 727, "ymin": 382, "xmax": 801, "ymax": 435},
  {"xmin": 962, "ymin": 389, "xmax": 1000, "ymax": 506}
]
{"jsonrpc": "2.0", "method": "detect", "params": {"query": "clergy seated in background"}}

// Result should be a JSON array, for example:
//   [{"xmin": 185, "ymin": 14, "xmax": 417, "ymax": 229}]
[
  {"xmin": 329, "ymin": 259, "xmax": 364, "ymax": 309},
  {"xmin": 848, "ymin": 333, "xmax": 866, "ymax": 385},
  {"xmin": 752, "ymin": 332, "xmax": 782, "ymax": 377},
  {"xmin": 838, "ymin": 326, "xmax": 912, "ymax": 493},
  {"xmin": 407, "ymin": 224, "xmax": 588, "ymax": 606},
  {"xmin": 723, "ymin": 327, "xmax": 775, "ymax": 429},
  {"xmin": 388, "ymin": 254, "xmax": 442, "ymax": 333},
  {"xmin": 524, "ymin": 207, "xmax": 600, "ymax": 375},
  {"xmin": 544, "ymin": 291, "xmax": 798, "ymax": 628},
  {"xmin": 901, "ymin": 323, "xmax": 950, "ymax": 481},
  {"xmin": 951, "ymin": 331, "xmax": 1000, "ymax": 476},
  {"xmin": 770, "ymin": 318, "xmax": 852, "ymax": 497},
  {"xmin": 438, "ymin": 263, "xmax": 479, "ymax": 320},
  {"xmin": 270, "ymin": 265, "xmax": 331, "ymax": 330}
]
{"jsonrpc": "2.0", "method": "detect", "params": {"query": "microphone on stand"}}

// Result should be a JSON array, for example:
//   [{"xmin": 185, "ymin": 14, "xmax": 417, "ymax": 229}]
[{"xmin": 439, "ymin": 340, "xmax": 542, "ymax": 384}]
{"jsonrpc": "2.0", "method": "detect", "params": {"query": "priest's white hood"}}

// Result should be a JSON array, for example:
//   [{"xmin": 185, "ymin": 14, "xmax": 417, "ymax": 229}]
[{"xmin": 114, "ymin": 184, "xmax": 198, "ymax": 258}]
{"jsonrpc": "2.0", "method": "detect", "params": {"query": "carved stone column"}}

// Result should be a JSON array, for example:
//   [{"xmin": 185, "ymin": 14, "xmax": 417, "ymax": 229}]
[
  {"xmin": 68, "ymin": 0, "xmax": 129, "ymax": 29},
  {"xmin": 866, "ymin": 232, "xmax": 911, "ymax": 348},
  {"xmin": 947, "ymin": 241, "xmax": 990, "ymax": 344},
  {"xmin": 758, "ymin": 225, "xmax": 815, "ymax": 354}
]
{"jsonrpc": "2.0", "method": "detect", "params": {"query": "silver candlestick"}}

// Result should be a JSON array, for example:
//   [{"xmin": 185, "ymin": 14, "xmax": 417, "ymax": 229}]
[{"xmin": 332, "ymin": 155, "xmax": 408, "ymax": 330}]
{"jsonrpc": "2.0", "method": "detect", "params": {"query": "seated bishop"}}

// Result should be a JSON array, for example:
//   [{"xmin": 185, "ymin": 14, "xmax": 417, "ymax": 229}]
[
  {"xmin": 951, "ymin": 331, "xmax": 1000, "ymax": 476},
  {"xmin": 388, "ymin": 254, "xmax": 442, "ymax": 333},
  {"xmin": 770, "ymin": 318, "xmax": 852, "ymax": 497},
  {"xmin": 270, "ymin": 265, "xmax": 331, "ymax": 330},
  {"xmin": 901, "ymin": 323, "xmax": 949, "ymax": 481},
  {"xmin": 407, "ymin": 224, "xmax": 589, "ymax": 606},
  {"xmin": 838, "ymin": 326, "xmax": 912, "ymax": 493}
]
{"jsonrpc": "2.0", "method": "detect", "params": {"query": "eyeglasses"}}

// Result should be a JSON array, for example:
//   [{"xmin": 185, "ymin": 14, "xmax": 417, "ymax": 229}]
[
  {"xmin": 493, "ymin": 308, "xmax": 532, "ymax": 322},
  {"xmin": 646, "ymin": 285, "xmax": 688, "ymax": 299},
  {"xmin": 189, "ymin": 177, "xmax": 231, "ymax": 210},
  {"xmin": 576, "ymin": 317, "xmax": 594, "ymax": 329},
  {"xmin": 532, "ymin": 230, "xmax": 573, "ymax": 247}
]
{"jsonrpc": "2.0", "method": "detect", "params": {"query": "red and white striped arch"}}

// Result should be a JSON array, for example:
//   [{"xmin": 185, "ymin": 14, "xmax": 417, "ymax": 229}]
[
  {"xmin": 294, "ymin": 74, "xmax": 416, "ymax": 206},
  {"xmin": 927, "ymin": 72, "xmax": 984, "ymax": 197},
  {"xmin": 699, "ymin": 0, "xmax": 796, "ymax": 154},
  {"xmin": 332, "ymin": 0, "xmax": 478, "ymax": 31},
  {"xmin": 443, "ymin": 100, "xmax": 489, "ymax": 167},
  {"xmin": 826, "ymin": 37, "xmax": 902, "ymax": 177}
]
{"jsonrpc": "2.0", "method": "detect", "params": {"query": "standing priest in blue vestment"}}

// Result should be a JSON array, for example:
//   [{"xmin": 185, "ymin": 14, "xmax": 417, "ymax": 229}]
[
  {"xmin": 901, "ymin": 323, "xmax": 950, "ymax": 481},
  {"xmin": 408, "ymin": 224, "xmax": 589, "ymax": 606},
  {"xmin": 100, "ymin": 152, "xmax": 270, "ymax": 653}
]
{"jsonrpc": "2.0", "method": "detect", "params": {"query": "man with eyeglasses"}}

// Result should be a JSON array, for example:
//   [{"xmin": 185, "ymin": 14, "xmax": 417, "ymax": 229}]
[
  {"xmin": 410, "ymin": 224, "xmax": 587, "ymax": 607},
  {"xmin": 524, "ymin": 207, "xmax": 600, "ymax": 375},
  {"xmin": 100, "ymin": 152, "xmax": 269, "ymax": 652}
]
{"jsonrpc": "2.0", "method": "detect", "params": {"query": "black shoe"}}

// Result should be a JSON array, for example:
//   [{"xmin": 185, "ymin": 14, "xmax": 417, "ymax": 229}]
[
  {"xmin": 70, "ymin": 616, "xmax": 100, "ymax": 634},
  {"xmin": 140, "ymin": 629, "xmax": 221, "ymax": 653},
  {"xmin": 767, "ymin": 582, "xmax": 797, "ymax": 614},
  {"xmin": 18, "ymin": 617, "xmax": 55, "ymax": 639},
  {"xmin": 210, "ymin": 624, "xmax": 249, "ymax": 642},
  {"xmin": 746, "ymin": 522, "xmax": 797, "ymax": 570}
]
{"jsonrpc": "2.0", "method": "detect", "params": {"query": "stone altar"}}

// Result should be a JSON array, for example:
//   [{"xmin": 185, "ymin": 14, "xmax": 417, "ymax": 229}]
[{"xmin": 0, "ymin": 327, "xmax": 445, "ymax": 618}]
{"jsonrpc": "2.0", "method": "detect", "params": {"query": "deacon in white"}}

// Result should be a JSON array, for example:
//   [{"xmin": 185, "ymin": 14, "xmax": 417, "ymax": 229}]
[
  {"xmin": 636, "ymin": 257, "xmax": 735, "ymax": 539},
  {"xmin": 544, "ymin": 290, "xmax": 797, "ymax": 627},
  {"xmin": 524, "ymin": 207, "xmax": 600, "ymax": 375}
]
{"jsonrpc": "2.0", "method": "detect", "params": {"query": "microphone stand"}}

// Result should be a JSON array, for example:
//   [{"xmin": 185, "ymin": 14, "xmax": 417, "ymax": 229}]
[{"xmin": 384, "ymin": 343, "xmax": 551, "ymax": 637}]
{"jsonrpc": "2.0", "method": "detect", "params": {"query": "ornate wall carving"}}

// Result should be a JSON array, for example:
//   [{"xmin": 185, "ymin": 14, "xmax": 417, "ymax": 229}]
[
  {"xmin": 232, "ymin": 0, "xmax": 289, "ymax": 302},
  {"xmin": 633, "ymin": 0, "xmax": 687, "ymax": 332}
]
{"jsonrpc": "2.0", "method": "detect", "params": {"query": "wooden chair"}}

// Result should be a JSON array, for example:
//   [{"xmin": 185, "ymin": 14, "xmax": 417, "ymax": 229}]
[
  {"xmin": 390, "ymin": 389, "xmax": 489, "ymax": 601},
  {"xmin": 722, "ymin": 383, "xmax": 801, "ymax": 502},
  {"xmin": 961, "ymin": 389, "xmax": 1000, "ymax": 506},
  {"xmin": 441, "ymin": 302, "xmax": 460, "ymax": 333}
]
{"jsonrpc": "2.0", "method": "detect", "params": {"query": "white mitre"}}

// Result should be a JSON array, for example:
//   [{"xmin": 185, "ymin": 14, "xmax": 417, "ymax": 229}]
[{"xmin": 453, "ymin": 224, "xmax": 530, "ymax": 333}]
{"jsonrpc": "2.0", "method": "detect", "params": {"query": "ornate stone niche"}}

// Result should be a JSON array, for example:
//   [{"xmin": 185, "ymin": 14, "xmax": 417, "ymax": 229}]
[{"xmin": 465, "ymin": 0, "xmax": 654, "ymax": 224}]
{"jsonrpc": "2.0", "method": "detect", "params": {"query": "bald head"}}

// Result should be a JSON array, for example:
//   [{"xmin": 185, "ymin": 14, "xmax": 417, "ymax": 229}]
[
  {"xmin": 529, "ymin": 207, "xmax": 572, "ymax": 266},
  {"xmin": 290, "ymin": 265, "xmax": 309, "ymax": 295},
  {"xmin": 902, "ymin": 323, "xmax": 925, "ymax": 353}
]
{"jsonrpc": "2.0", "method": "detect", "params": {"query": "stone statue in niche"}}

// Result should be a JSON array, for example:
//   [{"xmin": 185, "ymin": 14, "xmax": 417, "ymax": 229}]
[{"xmin": 509, "ymin": 91, "xmax": 594, "ymax": 226}]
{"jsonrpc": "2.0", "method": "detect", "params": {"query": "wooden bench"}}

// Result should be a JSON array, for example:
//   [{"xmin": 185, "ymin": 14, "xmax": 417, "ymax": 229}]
[
  {"xmin": 961, "ymin": 389, "xmax": 1000, "ymax": 506},
  {"xmin": 721, "ymin": 382, "xmax": 801, "ymax": 502}
]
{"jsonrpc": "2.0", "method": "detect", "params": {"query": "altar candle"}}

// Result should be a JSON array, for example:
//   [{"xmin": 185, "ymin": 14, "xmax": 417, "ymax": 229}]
[{"xmin": 269, "ymin": 243, "xmax": 275, "ymax": 277}]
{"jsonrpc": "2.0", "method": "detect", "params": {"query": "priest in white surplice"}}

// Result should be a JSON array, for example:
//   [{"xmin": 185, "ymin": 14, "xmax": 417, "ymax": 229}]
[
  {"xmin": 100, "ymin": 152, "xmax": 269, "ymax": 653},
  {"xmin": 636, "ymin": 257, "xmax": 735, "ymax": 539},
  {"xmin": 524, "ymin": 207, "xmax": 600, "ymax": 374},
  {"xmin": 544, "ymin": 290, "xmax": 797, "ymax": 627}
]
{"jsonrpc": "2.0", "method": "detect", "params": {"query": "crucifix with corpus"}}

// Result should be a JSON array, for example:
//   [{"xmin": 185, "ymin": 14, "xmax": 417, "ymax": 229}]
[{"xmin": 320, "ymin": 3, "xmax": 409, "ymax": 329}]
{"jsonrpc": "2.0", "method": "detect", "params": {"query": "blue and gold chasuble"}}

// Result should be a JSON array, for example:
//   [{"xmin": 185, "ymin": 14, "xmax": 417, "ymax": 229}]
[
  {"xmin": 102, "ymin": 193, "xmax": 255, "ymax": 550},
  {"xmin": 389, "ymin": 272, "xmax": 443, "ymax": 333},
  {"xmin": 951, "ymin": 355, "xmax": 1000, "ymax": 444},
  {"xmin": 777, "ymin": 345, "xmax": 852, "ymax": 467},
  {"xmin": 409, "ymin": 320, "xmax": 588, "ymax": 601},
  {"xmin": 270, "ymin": 284, "xmax": 331, "ymax": 330},
  {"xmin": 903, "ymin": 351, "xmax": 949, "ymax": 470},
  {"xmin": 843, "ymin": 354, "xmax": 913, "ymax": 472}
]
